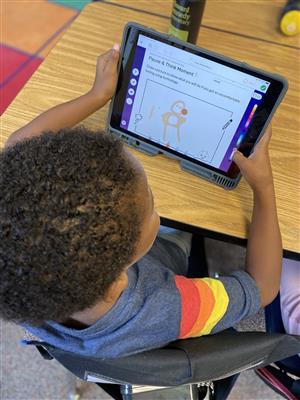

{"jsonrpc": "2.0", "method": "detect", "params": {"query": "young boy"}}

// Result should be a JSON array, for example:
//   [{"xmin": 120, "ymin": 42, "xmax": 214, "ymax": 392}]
[{"xmin": 0, "ymin": 45, "xmax": 282, "ymax": 358}]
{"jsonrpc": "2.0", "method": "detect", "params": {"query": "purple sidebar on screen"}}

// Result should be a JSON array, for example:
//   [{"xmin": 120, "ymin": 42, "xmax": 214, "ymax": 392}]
[
  {"xmin": 219, "ymin": 91, "xmax": 264, "ymax": 171},
  {"xmin": 120, "ymin": 46, "xmax": 146, "ymax": 129}
]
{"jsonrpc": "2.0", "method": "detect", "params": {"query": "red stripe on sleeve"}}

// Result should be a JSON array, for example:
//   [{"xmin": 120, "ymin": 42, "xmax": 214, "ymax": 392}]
[{"xmin": 175, "ymin": 275, "xmax": 201, "ymax": 338}]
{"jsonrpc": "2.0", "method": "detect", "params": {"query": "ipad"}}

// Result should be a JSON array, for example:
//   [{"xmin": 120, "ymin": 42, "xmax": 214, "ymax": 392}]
[{"xmin": 108, "ymin": 23, "xmax": 288, "ymax": 189}]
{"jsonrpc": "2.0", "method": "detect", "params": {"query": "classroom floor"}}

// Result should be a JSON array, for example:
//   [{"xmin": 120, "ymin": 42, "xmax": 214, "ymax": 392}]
[{"xmin": 0, "ymin": 2, "xmax": 287, "ymax": 399}]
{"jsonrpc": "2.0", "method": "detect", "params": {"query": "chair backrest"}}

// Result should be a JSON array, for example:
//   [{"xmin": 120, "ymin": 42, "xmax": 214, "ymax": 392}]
[{"xmin": 27, "ymin": 329, "xmax": 300, "ymax": 387}]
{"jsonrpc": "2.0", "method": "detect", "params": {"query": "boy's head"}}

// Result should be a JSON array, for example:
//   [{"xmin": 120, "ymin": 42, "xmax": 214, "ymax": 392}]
[{"xmin": 0, "ymin": 127, "xmax": 160, "ymax": 326}]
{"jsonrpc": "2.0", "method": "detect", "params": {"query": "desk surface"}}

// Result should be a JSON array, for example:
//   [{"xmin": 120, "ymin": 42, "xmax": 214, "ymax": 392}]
[
  {"xmin": 1, "ymin": 2, "xmax": 299, "ymax": 256},
  {"xmin": 105, "ymin": 0, "xmax": 300, "ymax": 49}
]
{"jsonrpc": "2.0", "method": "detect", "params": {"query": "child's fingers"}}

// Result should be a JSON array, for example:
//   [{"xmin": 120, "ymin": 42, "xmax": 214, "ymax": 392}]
[
  {"xmin": 232, "ymin": 149, "xmax": 248, "ymax": 170},
  {"xmin": 96, "ymin": 50, "xmax": 111, "ymax": 71},
  {"xmin": 255, "ymin": 125, "xmax": 272, "ymax": 149},
  {"xmin": 97, "ymin": 44, "xmax": 119, "ymax": 71},
  {"xmin": 98, "ymin": 44, "xmax": 118, "ymax": 59},
  {"xmin": 264, "ymin": 125, "xmax": 272, "ymax": 141},
  {"xmin": 106, "ymin": 44, "xmax": 120, "ymax": 71},
  {"xmin": 97, "ymin": 49, "xmax": 111, "ymax": 62},
  {"xmin": 113, "ymin": 43, "xmax": 120, "ymax": 51}
]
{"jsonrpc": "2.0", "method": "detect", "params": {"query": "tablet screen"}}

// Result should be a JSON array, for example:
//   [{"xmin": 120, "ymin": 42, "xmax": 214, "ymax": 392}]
[
  {"xmin": 110, "ymin": 26, "xmax": 287, "ymax": 182},
  {"xmin": 118, "ymin": 34, "xmax": 270, "ymax": 173}
]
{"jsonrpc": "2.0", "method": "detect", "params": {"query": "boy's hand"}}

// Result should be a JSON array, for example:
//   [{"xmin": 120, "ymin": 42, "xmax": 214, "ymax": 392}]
[
  {"xmin": 89, "ymin": 44, "xmax": 120, "ymax": 105},
  {"xmin": 233, "ymin": 125, "xmax": 274, "ymax": 193}
]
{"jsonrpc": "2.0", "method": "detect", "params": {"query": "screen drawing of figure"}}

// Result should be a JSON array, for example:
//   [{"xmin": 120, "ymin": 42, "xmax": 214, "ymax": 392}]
[
  {"xmin": 161, "ymin": 100, "xmax": 188, "ymax": 143},
  {"xmin": 131, "ymin": 80, "xmax": 236, "ymax": 166}
]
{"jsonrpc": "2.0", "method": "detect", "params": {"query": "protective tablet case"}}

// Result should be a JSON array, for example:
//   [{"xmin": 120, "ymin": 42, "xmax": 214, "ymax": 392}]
[{"xmin": 107, "ymin": 22, "xmax": 288, "ymax": 190}]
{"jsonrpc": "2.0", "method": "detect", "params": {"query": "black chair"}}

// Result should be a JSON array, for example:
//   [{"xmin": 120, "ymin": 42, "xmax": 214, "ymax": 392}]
[
  {"xmin": 27, "ymin": 329, "xmax": 300, "ymax": 400},
  {"xmin": 24, "ymin": 235, "xmax": 300, "ymax": 400}
]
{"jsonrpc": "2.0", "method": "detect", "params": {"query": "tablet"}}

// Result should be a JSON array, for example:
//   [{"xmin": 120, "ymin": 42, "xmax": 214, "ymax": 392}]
[{"xmin": 108, "ymin": 23, "xmax": 288, "ymax": 189}]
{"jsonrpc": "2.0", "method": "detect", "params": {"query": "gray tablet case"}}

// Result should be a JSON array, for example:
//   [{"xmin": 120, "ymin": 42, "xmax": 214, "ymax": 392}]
[{"xmin": 107, "ymin": 22, "xmax": 288, "ymax": 190}]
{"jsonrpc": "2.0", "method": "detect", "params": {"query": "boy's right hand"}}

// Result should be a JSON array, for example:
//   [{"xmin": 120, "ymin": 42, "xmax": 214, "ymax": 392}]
[{"xmin": 233, "ymin": 125, "xmax": 274, "ymax": 193}]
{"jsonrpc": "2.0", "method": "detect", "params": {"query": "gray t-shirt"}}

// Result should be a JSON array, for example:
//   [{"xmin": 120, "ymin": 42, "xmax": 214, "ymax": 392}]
[{"xmin": 24, "ymin": 237, "xmax": 260, "ymax": 358}]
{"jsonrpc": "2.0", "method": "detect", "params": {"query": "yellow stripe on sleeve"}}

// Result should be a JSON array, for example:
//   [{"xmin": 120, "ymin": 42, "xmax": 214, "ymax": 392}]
[{"xmin": 194, "ymin": 278, "xmax": 229, "ymax": 336}]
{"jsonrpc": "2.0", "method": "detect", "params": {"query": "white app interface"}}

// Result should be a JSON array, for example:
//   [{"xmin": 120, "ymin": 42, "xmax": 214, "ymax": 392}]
[{"xmin": 120, "ymin": 34, "xmax": 270, "ymax": 171}]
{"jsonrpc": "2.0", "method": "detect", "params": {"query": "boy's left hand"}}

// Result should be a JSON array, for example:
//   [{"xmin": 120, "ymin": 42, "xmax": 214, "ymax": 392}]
[{"xmin": 90, "ymin": 44, "xmax": 120, "ymax": 105}]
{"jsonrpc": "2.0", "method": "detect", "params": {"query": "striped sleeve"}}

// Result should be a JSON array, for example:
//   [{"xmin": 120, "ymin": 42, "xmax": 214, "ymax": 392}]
[{"xmin": 174, "ymin": 275, "xmax": 229, "ymax": 338}]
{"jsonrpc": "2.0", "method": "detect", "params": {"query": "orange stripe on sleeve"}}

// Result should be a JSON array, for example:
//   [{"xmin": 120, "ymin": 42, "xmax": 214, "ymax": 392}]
[
  {"xmin": 182, "ymin": 279, "xmax": 215, "ymax": 338},
  {"xmin": 199, "ymin": 278, "xmax": 229, "ymax": 335}
]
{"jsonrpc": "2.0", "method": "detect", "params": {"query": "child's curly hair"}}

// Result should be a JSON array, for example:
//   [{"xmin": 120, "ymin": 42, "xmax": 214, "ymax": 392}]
[{"xmin": 0, "ymin": 127, "xmax": 141, "ymax": 326}]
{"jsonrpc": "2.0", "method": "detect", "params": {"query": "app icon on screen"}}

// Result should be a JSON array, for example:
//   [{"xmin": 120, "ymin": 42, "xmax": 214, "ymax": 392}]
[
  {"xmin": 252, "ymin": 92, "xmax": 262, "ymax": 100},
  {"xmin": 132, "ymin": 68, "xmax": 139, "ymax": 76},
  {"xmin": 121, "ymin": 120, "xmax": 127, "ymax": 126},
  {"xmin": 130, "ymin": 78, "xmax": 137, "ymax": 86},
  {"xmin": 128, "ymin": 88, "xmax": 135, "ymax": 95},
  {"xmin": 126, "ymin": 98, "xmax": 133, "ymax": 105}
]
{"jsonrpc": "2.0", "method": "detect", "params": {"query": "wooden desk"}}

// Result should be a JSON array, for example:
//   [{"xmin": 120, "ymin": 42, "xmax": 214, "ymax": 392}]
[
  {"xmin": 104, "ymin": 0, "xmax": 300, "ymax": 49},
  {"xmin": 1, "ymin": 2, "xmax": 299, "ymax": 258}
]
